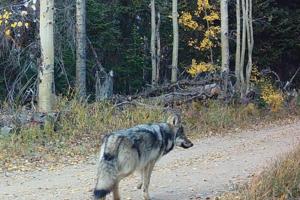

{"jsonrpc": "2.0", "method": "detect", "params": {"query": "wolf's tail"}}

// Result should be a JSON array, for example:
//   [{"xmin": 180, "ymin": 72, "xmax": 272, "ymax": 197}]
[
  {"xmin": 93, "ymin": 161, "xmax": 117, "ymax": 199},
  {"xmin": 93, "ymin": 189, "xmax": 110, "ymax": 199},
  {"xmin": 94, "ymin": 135, "xmax": 122, "ymax": 199}
]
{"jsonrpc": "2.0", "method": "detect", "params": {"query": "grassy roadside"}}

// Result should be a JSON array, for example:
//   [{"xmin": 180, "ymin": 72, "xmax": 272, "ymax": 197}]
[
  {"xmin": 0, "ymin": 99, "xmax": 299, "ymax": 172},
  {"xmin": 219, "ymin": 145, "xmax": 300, "ymax": 200}
]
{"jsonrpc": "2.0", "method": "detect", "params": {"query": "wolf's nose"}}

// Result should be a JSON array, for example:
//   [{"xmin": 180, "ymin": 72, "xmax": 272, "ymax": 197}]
[
  {"xmin": 93, "ymin": 189, "xmax": 109, "ymax": 199},
  {"xmin": 188, "ymin": 142, "xmax": 193, "ymax": 148},
  {"xmin": 93, "ymin": 190, "xmax": 100, "ymax": 199}
]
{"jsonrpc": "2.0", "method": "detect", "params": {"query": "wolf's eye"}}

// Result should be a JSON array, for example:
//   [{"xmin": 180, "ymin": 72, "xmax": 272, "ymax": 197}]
[
  {"xmin": 178, "ymin": 126, "xmax": 183, "ymax": 132},
  {"xmin": 177, "ymin": 126, "xmax": 184, "ymax": 135}
]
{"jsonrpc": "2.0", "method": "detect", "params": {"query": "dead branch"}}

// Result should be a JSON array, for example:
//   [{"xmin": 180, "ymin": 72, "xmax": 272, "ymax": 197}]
[
  {"xmin": 283, "ymin": 67, "xmax": 300, "ymax": 90},
  {"xmin": 87, "ymin": 37, "xmax": 105, "ymax": 73},
  {"xmin": 113, "ymin": 82, "xmax": 221, "ymax": 108}
]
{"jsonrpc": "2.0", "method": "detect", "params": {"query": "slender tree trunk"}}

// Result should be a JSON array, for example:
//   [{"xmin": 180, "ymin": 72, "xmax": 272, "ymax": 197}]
[
  {"xmin": 235, "ymin": 0, "xmax": 241, "ymax": 89},
  {"xmin": 76, "ymin": 0, "xmax": 86, "ymax": 97},
  {"xmin": 240, "ymin": 0, "xmax": 247, "ymax": 96},
  {"xmin": 203, "ymin": 5, "xmax": 214, "ymax": 64},
  {"xmin": 38, "ymin": 0, "xmax": 55, "ymax": 113},
  {"xmin": 156, "ymin": 11, "xmax": 161, "ymax": 83},
  {"xmin": 151, "ymin": 0, "xmax": 157, "ymax": 87},
  {"xmin": 221, "ymin": 0, "xmax": 230, "ymax": 93},
  {"xmin": 143, "ymin": 36, "xmax": 148, "ymax": 82},
  {"xmin": 171, "ymin": 0, "xmax": 179, "ymax": 83},
  {"xmin": 249, "ymin": 0, "xmax": 254, "ymax": 55},
  {"xmin": 245, "ymin": 0, "xmax": 254, "ymax": 93}
]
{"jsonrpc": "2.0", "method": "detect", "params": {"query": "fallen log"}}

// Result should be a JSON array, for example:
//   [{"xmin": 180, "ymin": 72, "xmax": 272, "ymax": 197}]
[
  {"xmin": 132, "ymin": 78, "xmax": 221, "ymax": 99},
  {"xmin": 149, "ymin": 83, "xmax": 221, "ymax": 106},
  {"xmin": 113, "ymin": 83, "xmax": 222, "ymax": 108}
]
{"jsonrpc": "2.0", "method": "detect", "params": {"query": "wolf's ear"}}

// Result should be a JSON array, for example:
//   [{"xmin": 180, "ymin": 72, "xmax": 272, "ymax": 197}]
[
  {"xmin": 167, "ymin": 114, "xmax": 181, "ymax": 127},
  {"xmin": 100, "ymin": 134, "xmax": 108, "ymax": 143}
]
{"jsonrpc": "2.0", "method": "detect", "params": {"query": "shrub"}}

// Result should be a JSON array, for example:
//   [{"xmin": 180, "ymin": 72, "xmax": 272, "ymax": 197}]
[{"xmin": 251, "ymin": 66, "xmax": 284, "ymax": 112}]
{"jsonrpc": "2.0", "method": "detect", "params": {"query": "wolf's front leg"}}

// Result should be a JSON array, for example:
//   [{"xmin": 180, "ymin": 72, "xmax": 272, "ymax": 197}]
[
  {"xmin": 113, "ymin": 182, "xmax": 120, "ymax": 200},
  {"xmin": 142, "ymin": 162, "xmax": 155, "ymax": 200},
  {"xmin": 137, "ymin": 181, "xmax": 143, "ymax": 189},
  {"xmin": 137, "ymin": 170, "xmax": 144, "ymax": 189}
]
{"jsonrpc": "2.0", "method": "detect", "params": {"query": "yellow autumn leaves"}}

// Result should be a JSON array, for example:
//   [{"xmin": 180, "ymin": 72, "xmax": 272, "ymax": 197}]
[
  {"xmin": 0, "ymin": 10, "xmax": 12, "ymax": 27},
  {"xmin": 11, "ymin": 21, "xmax": 29, "ymax": 28},
  {"xmin": 203, "ymin": 11, "xmax": 219, "ymax": 22},
  {"xmin": 187, "ymin": 59, "xmax": 215, "ymax": 77},
  {"xmin": 179, "ymin": 0, "xmax": 220, "ymax": 77},
  {"xmin": 0, "ymin": 10, "xmax": 12, "ymax": 20},
  {"xmin": 251, "ymin": 66, "xmax": 284, "ymax": 112},
  {"xmin": 179, "ymin": 12, "xmax": 199, "ymax": 30},
  {"xmin": 0, "ymin": 9, "xmax": 30, "ymax": 37},
  {"xmin": 261, "ymin": 83, "xmax": 284, "ymax": 112}
]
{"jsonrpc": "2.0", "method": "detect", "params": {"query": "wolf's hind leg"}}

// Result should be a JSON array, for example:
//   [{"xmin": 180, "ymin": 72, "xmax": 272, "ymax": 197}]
[
  {"xmin": 112, "ymin": 182, "xmax": 120, "ymax": 200},
  {"xmin": 142, "ymin": 162, "xmax": 155, "ymax": 200}
]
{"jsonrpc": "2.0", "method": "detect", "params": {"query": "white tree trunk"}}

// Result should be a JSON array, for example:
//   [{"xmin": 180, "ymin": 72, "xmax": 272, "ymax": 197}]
[
  {"xmin": 239, "ymin": 0, "xmax": 254, "ymax": 96},
  {"xmin": 235, "ymin": 0, "xmax": 241, "ymax": 89},
  {"xmin": 171, "ymin": 0, "xmax": 179, "ymax": 83},
  {"xmin": 156, "ymin": 11, "xmax": 161, "ymax": 83},
  {"xmin": 76, "ymin": 0, "xmax": 87, "ymax": 97},
  {"xmin": 240, "ymin": 0, "xmax": 247, "ymax": 96},
  {"xmin": 245, "ymin": 0, "xmax": 254, "ymax": 93},
  {"xmin": 151, "ymin": 0, "xmax": 157, "ymax": 87},
  {"xmin": 221, "ymin": 0, "xmax": 230, "ymax": 93},
  {"xmin": 38, "ymin": 0, "xmax": 55, "ymax": 113}
]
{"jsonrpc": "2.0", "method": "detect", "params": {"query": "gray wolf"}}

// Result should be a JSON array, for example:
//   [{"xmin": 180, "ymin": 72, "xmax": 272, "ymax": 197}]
[{"xmin": 93, "ymin": 114, "xmax": 193, "ymax": 200}]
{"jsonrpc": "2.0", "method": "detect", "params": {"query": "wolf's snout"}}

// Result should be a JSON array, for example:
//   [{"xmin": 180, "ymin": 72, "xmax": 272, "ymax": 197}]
[{"xmin": 182, "ymin": 140, "xmax": 193, "ymax": 148}]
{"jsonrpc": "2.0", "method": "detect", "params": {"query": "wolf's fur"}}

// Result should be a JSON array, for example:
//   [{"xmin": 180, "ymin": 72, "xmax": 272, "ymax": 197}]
[{"xmin": 94, "ymin": 115, "xmax": 193, "ymax": 200}]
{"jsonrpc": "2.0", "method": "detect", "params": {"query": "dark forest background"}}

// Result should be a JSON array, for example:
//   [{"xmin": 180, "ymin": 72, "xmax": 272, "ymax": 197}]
[{"xmin": 0, "ymin": 0, "xmax": 299, "ymax": 103}]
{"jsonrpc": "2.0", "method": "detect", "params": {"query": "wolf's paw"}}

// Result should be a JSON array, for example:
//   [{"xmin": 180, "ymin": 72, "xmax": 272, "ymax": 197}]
[
  {"xmin": 137, "ymin": 182, "xmax": 143, "ymax": 189},
  {"xmin": 143, "ymin": 193, "xmax": 150, "ymax": 200}
]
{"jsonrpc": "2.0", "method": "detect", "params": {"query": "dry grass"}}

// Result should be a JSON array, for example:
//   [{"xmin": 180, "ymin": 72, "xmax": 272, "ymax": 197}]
[
  {"xmin": 182, "ymin": 101, "xmax": 298, "ymax": 138},
  {"xmin": 0, "ymin": 98, "xmax": 299, "ymax": 172},
  {"xmin": 219, "ymin": 146, "xmax": 300, "ymax": 200},
  {"xmin": 0, "ymin": 99, "xmax": 167, "ymax": 171}
]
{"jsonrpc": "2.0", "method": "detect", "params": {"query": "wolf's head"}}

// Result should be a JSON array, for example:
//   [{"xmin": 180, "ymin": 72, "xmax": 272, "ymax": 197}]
[{"xmin": 167, "ymin": 114, "xmax": 193, "ymax": 149}]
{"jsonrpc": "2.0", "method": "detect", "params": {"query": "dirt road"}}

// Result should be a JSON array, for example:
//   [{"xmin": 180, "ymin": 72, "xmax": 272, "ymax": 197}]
[{"xmin": 1, "ymin": 120, "xmax": 300, "ymax": 200}]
